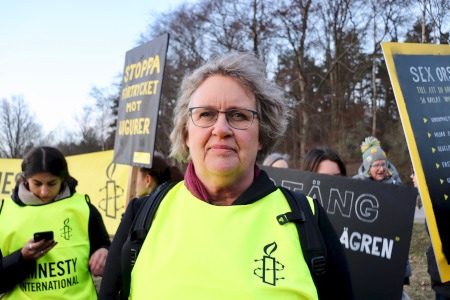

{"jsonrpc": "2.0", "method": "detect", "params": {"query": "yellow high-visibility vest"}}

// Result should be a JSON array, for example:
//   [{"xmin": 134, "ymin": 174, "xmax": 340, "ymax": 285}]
[
  {"xmin": 130, "ymin": 184, "xmax": 318, "ymax": 299},
  {"xmin": 0, "ymin": 194, "xmax": 96, "ymax": 300}
]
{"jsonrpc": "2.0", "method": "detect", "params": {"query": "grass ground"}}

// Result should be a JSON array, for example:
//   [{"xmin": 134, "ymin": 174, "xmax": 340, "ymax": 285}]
[{"xmin": 404, "ymin": 222, "xmax": 435, "ymax": 300}]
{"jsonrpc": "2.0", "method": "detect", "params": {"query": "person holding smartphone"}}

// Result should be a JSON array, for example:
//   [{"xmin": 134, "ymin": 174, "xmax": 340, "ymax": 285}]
[{"xmin": 0, "ymin": 146, "xmax": 111, "ymax": 299}]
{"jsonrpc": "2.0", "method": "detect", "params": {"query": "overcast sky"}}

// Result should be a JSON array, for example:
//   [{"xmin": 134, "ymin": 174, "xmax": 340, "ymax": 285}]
[{"xmin": 0, "ymin": 0, "xmax": 189, "ymax": 135}]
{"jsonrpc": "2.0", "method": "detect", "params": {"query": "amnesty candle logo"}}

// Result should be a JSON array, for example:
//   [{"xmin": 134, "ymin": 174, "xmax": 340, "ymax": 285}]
[
  {"xmin": 60, "ymin": 218, "xmax": 72, "ymax": 240},
  {"xmin": 253, "ymin": 242, "xmax": 285, "ymax": 285}
]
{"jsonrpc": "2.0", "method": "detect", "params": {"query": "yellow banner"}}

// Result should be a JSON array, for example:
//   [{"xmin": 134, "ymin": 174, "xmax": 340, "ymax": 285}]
[{"xmin": 0, "ymin": 150, "xmax": 129, "ymax": 236}]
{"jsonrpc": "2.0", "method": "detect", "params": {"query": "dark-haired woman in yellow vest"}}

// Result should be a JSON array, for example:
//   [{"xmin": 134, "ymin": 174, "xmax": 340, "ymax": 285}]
[{"xmin": 0, "ymin": 146, "xmax": 111, "ymax": 299}]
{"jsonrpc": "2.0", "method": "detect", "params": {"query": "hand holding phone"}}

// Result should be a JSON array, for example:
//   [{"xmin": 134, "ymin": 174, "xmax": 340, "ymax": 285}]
[{"xmin": 34, "ymin": 231, "xmax": 54, "ymax": 242}]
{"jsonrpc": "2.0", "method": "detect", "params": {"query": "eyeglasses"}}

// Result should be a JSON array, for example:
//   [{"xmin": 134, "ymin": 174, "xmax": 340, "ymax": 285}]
[
  {"xmin": 188, "ymin": 107, "xmax": 258, "ymax": 130},
  {"xmin": 370, "ymin": 163, "xmax": 387, "ymax": 169}
]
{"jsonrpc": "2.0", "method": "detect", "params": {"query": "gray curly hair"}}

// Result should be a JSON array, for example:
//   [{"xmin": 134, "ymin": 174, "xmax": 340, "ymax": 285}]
[{"xmin": 169, "ymin": 51, "xmax": 289, "ymax": 163}]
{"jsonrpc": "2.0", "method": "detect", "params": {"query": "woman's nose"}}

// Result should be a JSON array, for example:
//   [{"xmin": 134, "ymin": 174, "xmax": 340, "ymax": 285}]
[
  {"xmin": 216, "ymin": 113, "xmax": 229, "ymax": 126},
  {"xmin": 212, "ymin": 114, "xmax": 233, "ymax": 135},
  {"xmin": 40, "ymin": 185, "xmax": 50, "ymax": 196}
]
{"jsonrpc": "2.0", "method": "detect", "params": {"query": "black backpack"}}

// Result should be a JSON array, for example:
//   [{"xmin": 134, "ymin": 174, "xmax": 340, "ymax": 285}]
[{"xmin": 120, "ymin": 183, "xmax": 327, "ymax": 299}]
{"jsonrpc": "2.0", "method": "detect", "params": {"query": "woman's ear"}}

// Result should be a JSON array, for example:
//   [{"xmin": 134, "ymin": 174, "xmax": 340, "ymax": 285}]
[{"xmin": 145, "ymin": 174, "xmax": 153, "ymax": 187}]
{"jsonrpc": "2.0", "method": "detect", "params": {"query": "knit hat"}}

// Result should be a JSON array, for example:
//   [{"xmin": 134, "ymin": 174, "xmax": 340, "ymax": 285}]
[{"xmin": 360, "ymin": 136, "xmax": 387, "ymax": 173}]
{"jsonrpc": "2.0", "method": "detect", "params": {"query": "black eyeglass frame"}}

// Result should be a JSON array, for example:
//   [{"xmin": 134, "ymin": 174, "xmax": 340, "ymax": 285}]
[{"xmin": 188, "ymin": 106, "xmax": 258, "ymax": 130}]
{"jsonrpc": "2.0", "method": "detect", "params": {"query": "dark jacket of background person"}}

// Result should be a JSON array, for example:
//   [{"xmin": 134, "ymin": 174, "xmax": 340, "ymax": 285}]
[
  {"xmin": 426, "ymin": 223, "xmax": 450, "ymax": 298},
  {"xmin": 99, "ymin": 157, "xmax": 184, "ymax": 299},
  {"xmin": 99, "ymin": 184, "xmax": 166, "ymax": 299},
  {"xmin": 418, "ymin": 166, "xmax": 450, "ymax": 299}
]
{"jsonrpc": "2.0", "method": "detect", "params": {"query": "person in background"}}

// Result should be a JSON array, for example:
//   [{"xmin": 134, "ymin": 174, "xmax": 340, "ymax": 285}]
[
  {"xmin": 352, "ymin": 136, "xmax": 402, "ymax": 184},
  {"xmin": 0, "ymin": 146, "xmax": 111, "ymax": 299},
  {"xmin": 99, "ymin": 51, "xmax": 354, "ymax": 299},
  {"xmin": 134, "ymin": 152, "xmax": 184, "ymax": 198},
  {"xmin": 412, "ymin": 169, "xmax": 450, "ymax": 300},
  {"xmin": 262, "ymin": 152, "xmax": 290, "ymax": 168},
  {"xmin": 352, "ymin": 136, "xmax": 411, "ymax": 300},
  {"xmin": 99, "ymin": 152, "xmax": 184, "ymax": 299},
  {"xmin": 301, "ymin": 146, "xmax": 347, "ymax": 176},
  {"xmin": 410, "ymin": 167, "xmax": 423, "ymax": 210}
]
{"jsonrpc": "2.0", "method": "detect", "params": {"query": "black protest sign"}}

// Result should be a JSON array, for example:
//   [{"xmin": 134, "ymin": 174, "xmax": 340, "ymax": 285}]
[
  {"xmin": 260, "ymin": 165, "xmax": 416, "ymax": 300},
  {"xmin": 113, "ymin": 34, "xmax": 169, "ymax": 167},
  {"xmin": 382, "ymin": 42, "xmax": 450, "ymax": 281}
]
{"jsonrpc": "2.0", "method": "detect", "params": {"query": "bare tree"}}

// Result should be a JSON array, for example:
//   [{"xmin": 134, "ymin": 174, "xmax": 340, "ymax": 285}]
[
  {"xmin": 138, "ymin": 2, "xmax": 209, "ymax": 160},
  {"xmin": 369, "ymin": 0, "xmax": 412, "ymax": 136},
  {"xmin": 0, "ymin": 95, "xmax": 43, "ymax": 158},
  {"xmin": 274, "ymin": 0, "xmax": 315, "ymax": 161},
  {"xmin": 89, "ymin": 85, "xmax": 118, "ymax": 150},
  {"xmin": 90, "ymin": 0, "xmax": 448, "ymax": 178},
  {"xmin": 199, "ymin": 0, "xmax": 277, "ymax": 60},
  {"xmin": 52, "ymin": 106, "xmax": 103, "ymax": 155},
  {"xmin": 308, "ymin": 0, "xmax": 370, "ymax": 152},
  {"xmin": 420, "ymin": 0, "xmax": 450, "ymax": 44}
]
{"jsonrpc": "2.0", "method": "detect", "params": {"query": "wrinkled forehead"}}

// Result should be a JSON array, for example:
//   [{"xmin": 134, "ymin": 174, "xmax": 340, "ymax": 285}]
[{"xmin": 188, "ymin": 75, "xmax": 256, "ymax": 108}]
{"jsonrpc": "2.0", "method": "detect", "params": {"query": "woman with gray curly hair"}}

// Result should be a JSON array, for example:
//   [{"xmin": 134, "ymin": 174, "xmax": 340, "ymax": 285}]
[
  {"xmin": 170, "ymin": 51, "xmax": 289, "ymax": 162},
  {"xmin": 100, "ymin": 51, "xmax": 353, "ymax": 300}
]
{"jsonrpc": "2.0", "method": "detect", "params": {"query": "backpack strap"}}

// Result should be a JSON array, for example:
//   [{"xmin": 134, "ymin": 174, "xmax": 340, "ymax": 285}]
[
  {"xmin": 277, "ymin": 187, "xmax": 328, "ymax": 294},
  {"xmin": 120, "ymin": 181, "xmax": 176, "ymax": 300}
]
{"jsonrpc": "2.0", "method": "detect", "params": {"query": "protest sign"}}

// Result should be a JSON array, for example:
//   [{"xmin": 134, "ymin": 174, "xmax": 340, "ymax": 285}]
[
  {"xmin": 113, "ymin": 34, "xmax": 169, "ymax": 168},
  {"xmin": 261, "ymin": 165, "xmax": 417, "ymax": 300},
  {"xmin": 382, "ymin": 42, "xmax": 450, "ymax": 281}
]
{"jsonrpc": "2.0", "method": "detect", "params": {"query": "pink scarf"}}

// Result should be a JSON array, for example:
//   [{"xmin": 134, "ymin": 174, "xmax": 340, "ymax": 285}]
[{"xmin": 184, "ymin": 161, "xmax": 261, "ymax": 204}]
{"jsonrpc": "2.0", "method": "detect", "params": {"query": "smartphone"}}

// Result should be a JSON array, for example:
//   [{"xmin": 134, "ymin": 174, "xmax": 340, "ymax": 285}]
[{"xmin": 34, "ymin": 231, "xmax": 54, "ymax": 242}]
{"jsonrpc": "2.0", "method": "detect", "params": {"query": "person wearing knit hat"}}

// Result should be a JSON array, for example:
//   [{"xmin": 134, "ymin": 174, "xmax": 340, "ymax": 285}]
[
  {"xmin": 353, "ymin": 136, "xmax": 402, "ymax": 184},
  {"xmin": 352, "ymin": 136, "xmax": 410, "ymax": 300}
]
